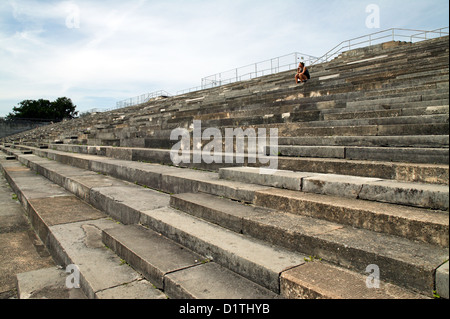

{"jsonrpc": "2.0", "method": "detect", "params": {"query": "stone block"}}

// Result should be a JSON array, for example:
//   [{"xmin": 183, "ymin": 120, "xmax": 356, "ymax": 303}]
[
  {"xmin": 219, "ymin": 166, "xmax": 312, "ymax": 191},
  {"xmin": 277, "ymin": 145, "xmax": 345, "ymax": 159},
  {"xmin": 359, "ymin": 180, "xmax": 449, "ymax": 211},
  {"xmin": 436, "ymin": 261, "xmax": 449, "ymax": 299},
  {"xmin": 302, "ymin": 174, "xmax": 382, "ymax": 198},
  {"xmin": 165, "ymin": 262, "xmax": 279, "ymax": 299},
  {"xmin": 16, "ymin": 267, "xmax": 88, "ymax": 299}
]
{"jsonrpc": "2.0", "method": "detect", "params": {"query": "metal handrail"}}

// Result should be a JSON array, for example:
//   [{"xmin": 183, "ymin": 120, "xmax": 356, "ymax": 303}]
[
  {"xmin": 201, "ymin": 52, "xmax": 318, "ymax": 91},
  {"xmin": 107, "ymin": 27, "xmax": 448, "ymax": 112},
  {"xmin": 115, "ymin": 90, "xmax": 172, "ymax": 109},
  {"xmin": 178, "ymin": 52, "xmax": 319, "ymax": 94},
  {"xmin": 311, "ymin": 27, "xmax": 449, "ymax": 65}
]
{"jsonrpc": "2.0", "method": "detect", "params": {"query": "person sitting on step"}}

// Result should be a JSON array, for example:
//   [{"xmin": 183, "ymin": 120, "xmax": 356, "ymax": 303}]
[{"xmin": 295, "ymin": 62, "xmax": 310, "ymax": 84}]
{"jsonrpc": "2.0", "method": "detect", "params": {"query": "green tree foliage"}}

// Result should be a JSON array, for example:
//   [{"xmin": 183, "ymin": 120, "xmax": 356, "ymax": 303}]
[{"xmin": 6, "ymin": 97, "xmax": 78, "ymax": 121}]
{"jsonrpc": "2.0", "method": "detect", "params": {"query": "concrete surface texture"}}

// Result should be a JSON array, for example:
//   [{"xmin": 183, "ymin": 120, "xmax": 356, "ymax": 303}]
[{"xmin": 0, "ymin": 36, "xmax": 448, "ymax": 300}]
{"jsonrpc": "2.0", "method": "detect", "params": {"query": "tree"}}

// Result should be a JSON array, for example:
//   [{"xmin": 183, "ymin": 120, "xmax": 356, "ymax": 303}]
[
  {"xmin": 51, "ymin": 97, "xmax": 78, "ymax": 120},
  {"xmin": 6, "ymin": 97, "xmax": 78, "ymax": 121}
]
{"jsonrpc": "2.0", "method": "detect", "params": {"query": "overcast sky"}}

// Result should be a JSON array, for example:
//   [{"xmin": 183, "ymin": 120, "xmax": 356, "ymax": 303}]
[{"xmin": 0, "ymin": 0, "xmax": 448, "ymax": 116}]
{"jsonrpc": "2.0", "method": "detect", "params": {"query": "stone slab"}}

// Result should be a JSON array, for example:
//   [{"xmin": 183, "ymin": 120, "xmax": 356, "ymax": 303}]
[
  {"xmin": 281, "ymin": 262, "xmax": 428, "ymax": 299},
  {"xmin": 16, "ymin": 267, "xmax": 87, "ymax": 299},
  {"xmin": 89, "ymin": 159, "xmax": 180, "ymax": 191},
  {"xmin": 436, "ymin": 261, "xmax": 449, "ymax": 299},
  {"xmin": 29, "ymin": 196, "xmax": 106, "ymax": 227},
  {"xmin": 14, "ymin": 145, "xmax": 450, "ymax": 185},
  {"xmin": 102, "ymin": 224, "xmax": 204, "ymax": 290},
  {"xmin": 303, "ymin": 174, "xmax": 382, "ymax": 198},
  {"xmin": 219, "ymin": 166, "xmax": 312, "ymax": 191},
  {"xmin": 220, "ymin": 166, "xmax": 449, "ymax": 211},
  {"xmin": 345, "ymin": 146, "xmax": 449, "ymax": 164},
  {"xmin": 254, "ymin": 188, "xmax": 449, "ymax": 247},
  {"xmin": 170, "ymin": 192, "xmax": 343, "ymax": 250},
  {"xmin": 47, "ymin": 219, "xmax": 144, "ymax": 299},
  {"xmin": 0, "ymin": 231, "xmax": 54, "ymax": 298},
  {"xmin": 278, "ymin": 135, "xmax": 449, "ymax": 148},
  {"xmin": 0, "ymin": 201, "xmax": 29, "ymax": 234},
  {"xmin": 165, "ymin": 262, "xmax": 279, "ymax": 299},
  {"xmin": 161, "ymin": 169, "xmax": 271, "ymax": 203},
  {"xmin": 276, "ymin": 155, "xmax": 449, "ymax": 185},
  {"xmin": 140, "ymin": 206, "xmax": 306, "ymax": 293},
  {"xmin": 359, "ymin": 180, "xmax": 449, "ymax": 211},
  {"xmin": 95, "ymin": 279, "xmax": 167, "ymax": 299},
  {"xmin": 277, "ymin": 145, "xmax": 346, "ymax": 159},
  {"xmin": 169, "ymin": 191, "xmax": 447, "ymax": 295},
  {"xmin": 90, "ymin": 185, "xmax": 170, "ymax": 225},
  {"xmin": 3, "ymin": 169, "xmax": 71, "ymax": 201}
]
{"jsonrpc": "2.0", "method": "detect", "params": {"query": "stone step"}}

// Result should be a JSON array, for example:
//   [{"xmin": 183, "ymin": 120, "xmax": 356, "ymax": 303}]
[
  {"xmin": 283, "ymin": 114, "xmax": 449, "ymax": 129},
  {"xmin": 16, "ymin": 267, "xmax": 88, "ymax": 299},
  {"xmin": 6, "ymin": 148, "xmax": 271, "ymax": 206},
  {"xmin": 126, "ymin": 135, "xmax": 450, "ymax": 157},
  {"xmin": 8, "ymin": 144, "xmax": 449, "ymax": 185},
  {"xmin": 322, "ymin": 105, "xmax": 449, "ymax": 120},
  {"xmin": 277, "ymin": 135, "xmax": 449, "ymax": 148},
  {"xmin": 219, "ymin": 167, "xmax": 450, "ymax": 212},
  {"xmin": 0, "ymin": 154, "xmax": 282, "ymax": 299},
  {"xmin": 4, "ymin": 148, "xmax": 448, "ymax": 298},
  {"xmin": 275, "ymin": 145, "xmax": 449, "ymax": 164},
  {"xmin": 0, "ymin": 154, "xmax": 307, "ymax": 295},
  {"xmin": 163, "ymin": 105, "xmax": 449, "ymax": 131},
  {"xmin": 102, "ymin": 223, "xmax": 279, "ymax": 299},
  {"xmin": 252, "ymin": 187, "xmax": 449, "ymax": 246},
  {"xmin": 346, "ymin": 94, "xmax": 449, "ymax": 109},
  {"xmin": 268, "ymin": 155, "xmax": 449, "ymax": 185},
  {"xmin": 282, "ymin": 77, "xmax": 449, "ymax": 107},
  {"xmin": 169, "ymin": 192, "xmax": 447, "ymax": 296},
  {"xmin": 193, "ymin": 103, "xmax": 449, "ymax": 125},
  {"xmin": 0, "ymin": 157, "xmax": 167, "ymax": 299},
  {"xmin": 276, "ymin": 123, "xmax": 449, "ymax": 137}
]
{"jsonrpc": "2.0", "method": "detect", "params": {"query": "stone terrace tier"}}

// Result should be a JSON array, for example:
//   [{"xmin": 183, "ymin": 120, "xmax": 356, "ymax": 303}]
[{"xmin": 1, "ymin": 35, "xmax": 449, "ymax": 300}]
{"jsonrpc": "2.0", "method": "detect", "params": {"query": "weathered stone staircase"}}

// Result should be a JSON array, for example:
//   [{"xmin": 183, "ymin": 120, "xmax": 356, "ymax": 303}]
[{"xmin": 1, "ymin": 36, "xmax": 448, "ymax": 299}]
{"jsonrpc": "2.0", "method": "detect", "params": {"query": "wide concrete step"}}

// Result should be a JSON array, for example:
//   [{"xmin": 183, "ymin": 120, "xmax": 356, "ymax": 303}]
[
  {"xmin": 275, "ymin": 145, "xmax": 449, "ymax": 164},
  {"xmin": 142, "ymin": 133, "xmax": 450, "ymax": 151},
  {"xmin": 284, "ymin": 114, "xmax": 449, "ymax": 129},
  {"xmin": 159, "ymin": 103, "xmax": 449, "ymax": 129},
  {"xmin": 4, "ymin": 148, "xmax": 447, "ymax": 298},
  {"xmin": 269, "ymin": 122, "xmax": 449, "ymax": 137},
  {"xmin": 278, "ymin": 135, "xmax": 449, "ymax": 148},
  {"xmin": 169, "ymin": 192, "xmax": 447, "ymax": 296},
  {"xmin": 164, "ymin": 110, "xmax": 449, "ymax": 132},
  {"xmin": 219, "ymin": 167, "xmax": 450, "ymax": 212},
  {"xmin": 102, "ymin": 223, "xmax": 278, "ymax": 299},
  {"xmin": 137, "ymin": 206, "xmax": 309, "ymax": 294},
  {"xmin": 0, "ymin": 155, "xmax": 307, "ymax": 295},
  {"xmin": 6, "ymin": 144, "xmax": 449, "ymax": 185},
  {"xmin": 16, "ymin": 267, "xmax": 89, "ymax": 299},
  {"xmin": 252, "ymin": 186, "xmax": 449, "ymax": 245},
  {"xmin": 0, "ymin": 157, "xmax": 167, "ymax": 299},
  {"xmin": 192, "ymin": 103, "xmax": 449, "ymax": 125},
  {"xmin": 0, "ymin": 155, "xmax": 284, "ymax": 299},
  {"xmin": 323, "ymin": 105, "xmax": 449, "ymax": 120}
]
